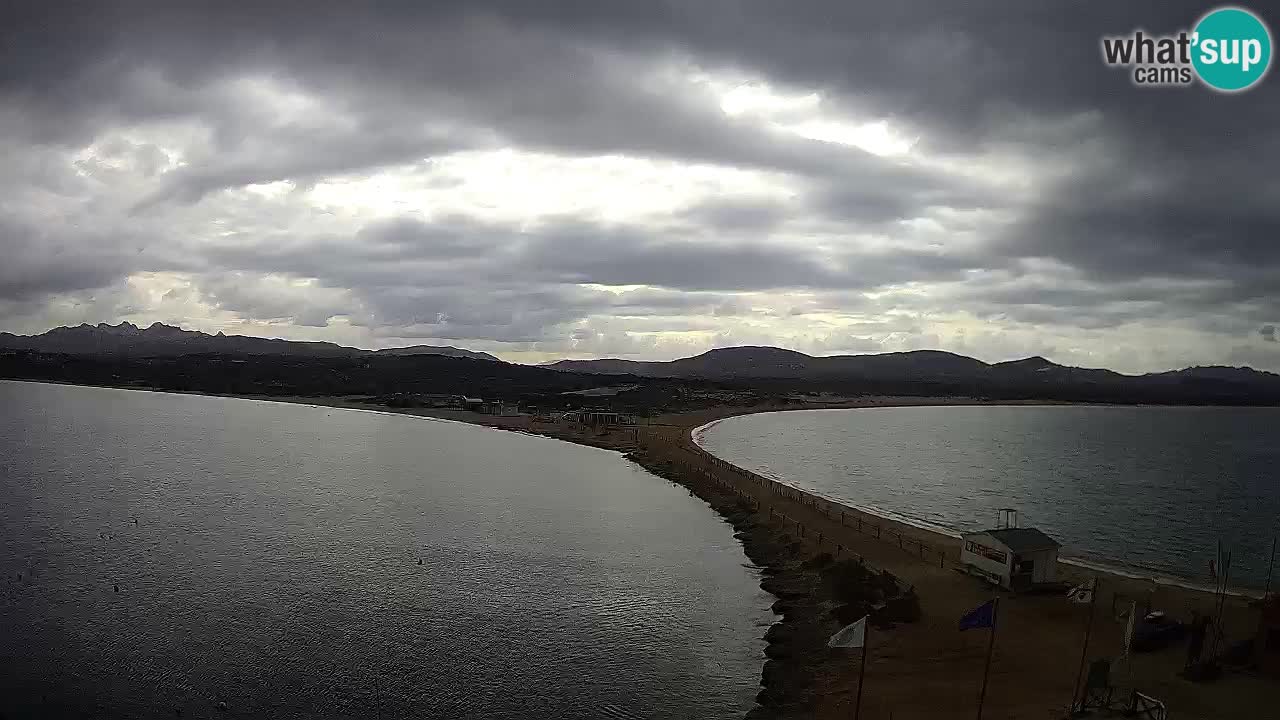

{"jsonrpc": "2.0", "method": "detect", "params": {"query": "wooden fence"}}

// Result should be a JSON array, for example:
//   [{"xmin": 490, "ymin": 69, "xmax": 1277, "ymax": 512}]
[{"xmin": 641, "ymin": 427, "xmax": 952, "ymax": 570}]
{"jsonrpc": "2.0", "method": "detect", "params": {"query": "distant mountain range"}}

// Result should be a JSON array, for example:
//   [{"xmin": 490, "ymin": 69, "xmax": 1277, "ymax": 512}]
[
  {"xmin": 371, "ymin": 344, "xmax": 500, "ymax": 361},
  {"xmin": 5, "ymin": 325, "xmax": 1278, "ymax": 401},
  {"xmin": 548, "ymin": 345, "xmax": 1280, "ymax": 389},
  {"xmin": 0, "ymin": 322, "xmax": 500, "ymax": 362}
]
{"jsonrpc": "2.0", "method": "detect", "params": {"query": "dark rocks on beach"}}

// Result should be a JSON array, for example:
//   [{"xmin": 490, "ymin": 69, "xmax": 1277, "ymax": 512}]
[
  {"xmin": 628, "ymin": 444, "xmax": 919, "ymax": 718},
  {"xmin": 759, "ymin": 577, "xmax": 806, "ymax": 600},
  {"xmin": 760, "ymin": 658, "xmax": 786, "ymax": 687},
  {"xmin": 832, "ymin": 602, "xmax": 873, "ymax": 626},
  {"xmin": 880, "ymin": 591, "xmax": 923, "ymax": 624},
  {"xmin": 800, "ymin": 552, "xmax": 834, "ymax": 569},
  {"xmin": 752, "ymin": 686, "xmax": 788, "ymax": 714},
  {"xmin": 763, "ymin": 624, "xmax": 791, "ymax": 644},
  {"xmin": 821, "ymin": 559, "xmax": 884, "ymax": 604},
  {"xmin": 764, "ymin": 641, "xmax": 793, "ymax": 660}
]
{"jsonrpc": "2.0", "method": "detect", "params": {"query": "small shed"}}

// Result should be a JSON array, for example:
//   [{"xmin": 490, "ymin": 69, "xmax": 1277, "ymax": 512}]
[{"xmin": 960, "ymin": 526, "xmax": 1061, "ymax": 591}]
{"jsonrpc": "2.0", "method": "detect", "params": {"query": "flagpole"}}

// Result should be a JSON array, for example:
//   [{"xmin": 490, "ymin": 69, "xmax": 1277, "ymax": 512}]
[
  {"xmin": 1216, "ymin": 551, "xmax": 1232, "ymax": 651},
  {"xmin": 1264, "ymin": 537, "xmax": 1276, "ymax": 598},
  {"xmin": 854, "ymin": 624, "xmax": 869, "ymax": 720},
  {"xmin": 1211, "ymin": 549, "xmax": 1229, "ymax": 658},
  {"xmin": 1209, "ymin": 540, "xmax": 1225, "ymax": 658},
  {"xmin": 975, "ymin": 597, "xmax": 1000, "ymax": 720},
  {"xmin": 1122, "ymin": 600, "xmax": 1137, "ymax": 692},
  {"xmin": 1069, "ymin": 578, "xmax": 1099, "ymax": 714}
]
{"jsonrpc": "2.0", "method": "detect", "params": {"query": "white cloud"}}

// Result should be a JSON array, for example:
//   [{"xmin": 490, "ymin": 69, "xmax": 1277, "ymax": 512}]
[{"xmin": 3, "ymin": 2, "xmax": 1277, "ymax": 373}]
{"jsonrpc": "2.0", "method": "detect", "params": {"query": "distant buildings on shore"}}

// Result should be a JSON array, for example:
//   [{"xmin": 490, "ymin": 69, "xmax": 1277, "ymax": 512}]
[
  {"xmin": 560, "ymin": 409, "xmax": 637, "ymax": 426},
  {"xmin": 379, "ymin": 391, "xmax": 638, "ymax": 425}
]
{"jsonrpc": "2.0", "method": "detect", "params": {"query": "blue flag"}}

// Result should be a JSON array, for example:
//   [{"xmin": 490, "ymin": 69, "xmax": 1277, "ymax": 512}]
[{"xmin": 959, "ymin": 600, "xmax": 996, "ymax": 631}]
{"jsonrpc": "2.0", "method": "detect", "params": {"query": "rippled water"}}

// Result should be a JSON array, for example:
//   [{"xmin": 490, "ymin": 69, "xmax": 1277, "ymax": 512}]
[
  {"xmin": 697, "ymin": 405, "xmax": 1280, "ymax": 589},
  {"xmin": 0, "ymin": 380, "xmax": 772, "ymax": 719}
]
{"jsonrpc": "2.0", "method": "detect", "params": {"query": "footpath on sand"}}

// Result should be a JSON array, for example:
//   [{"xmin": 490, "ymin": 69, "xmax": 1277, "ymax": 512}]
[
  {"xmin": 627, "ymin": 408, "xmax": 1272, "ymax": 720},
  {"xmin": 65, "ymin": 386, "xmax": 1276, "ymax": 720}
]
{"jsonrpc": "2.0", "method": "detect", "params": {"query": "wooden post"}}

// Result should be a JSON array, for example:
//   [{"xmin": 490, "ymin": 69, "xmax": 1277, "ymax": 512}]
[
  {"xmin": 976, "ymin": 598, "xmax": 1000, "ymax": 720},
  {"xmin": 1265, "ymin": 537, "xmax": 1276, "ymax": 598},
  {"xmin": 1069, "ymin": 579, "xmax": 1099, "ymax": 713},
  {"xmin": 854, "ymin": 624, "xmax": 870, "ymax": 720}
]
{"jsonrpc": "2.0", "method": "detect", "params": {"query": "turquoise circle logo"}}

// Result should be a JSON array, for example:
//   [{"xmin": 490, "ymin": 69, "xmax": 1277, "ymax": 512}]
[{"xmin": 1192, "ymin": 6, "xmax": 1272, "ymax": 91}]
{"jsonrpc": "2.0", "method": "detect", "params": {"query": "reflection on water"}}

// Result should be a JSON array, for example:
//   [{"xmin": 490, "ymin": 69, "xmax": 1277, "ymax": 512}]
[{"xmin": 0, "ymin": 381, "xmax": 773, "ymax": 719}]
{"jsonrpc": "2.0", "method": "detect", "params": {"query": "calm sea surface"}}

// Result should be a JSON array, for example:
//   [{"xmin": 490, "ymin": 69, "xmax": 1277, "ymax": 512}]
[
  {"xmin": 0, "ymin": 380, "xmax": 772, "ymax": 719},
  {"xmin": 697, "ymin": 406, "xmax": 1280, "ymax": 589}
]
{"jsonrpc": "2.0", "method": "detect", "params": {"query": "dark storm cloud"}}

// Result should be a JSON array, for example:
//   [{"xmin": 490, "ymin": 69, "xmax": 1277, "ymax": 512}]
[
  {"xmin": 204, "ymin": 213, "xmax": 985, "ymax": 295},
  {"xmin": 0, "ymin": 219, "xmax": 127, "ymax": 301},
  {"xmin": 3, "ymin": 1, "xmax": 906, "ymax": 184},
  {"xmin": 1, "ymin": 1, "xmax": 1278, "ymax": 365},
  {"xmin": 1000, "ymin": 143, "xmax": 1280, "ymax": 277},
  {"xmin": 1262, "ymin": 325, "xmax": 1278, "ymax": 342},
  {"xmin": 4, "ymin": 2, "xmax": 1273, "ymax": 176},
  {"xmin": 178, "ymin": 206, "xmax": 994, "ymax": 347},
  {"xmin": 135, "ymin": 132, "xmax": 475, "ymax": 210}
]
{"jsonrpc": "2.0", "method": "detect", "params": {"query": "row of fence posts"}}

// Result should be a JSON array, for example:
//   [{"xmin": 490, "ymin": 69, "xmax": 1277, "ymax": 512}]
[{"xmin": 660, "ymin": 428, "xmax": 948, "ymax": 569}]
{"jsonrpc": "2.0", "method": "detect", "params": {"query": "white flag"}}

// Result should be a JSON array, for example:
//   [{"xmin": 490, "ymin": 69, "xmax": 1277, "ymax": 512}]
[
  {"xmin": 828, "ymin": 616, "xmax": 868, "ymax": 648},
  {"xmin": 1067, "ymin": 580, "xmax": 1095, "ymax": 604}
]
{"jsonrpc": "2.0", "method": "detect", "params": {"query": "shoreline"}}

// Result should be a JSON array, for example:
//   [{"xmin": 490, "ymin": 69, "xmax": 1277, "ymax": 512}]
[
  {"xmin": 689, "ymin": 414, "xmax": 1268, "ymax": 600},
  {"xmin": 6, "ymin": 378, "xmax": 1276, "ymax": 718},
  {"xmin": 4, "ymin": 378, "xmax": 879, "ymax": 716}
]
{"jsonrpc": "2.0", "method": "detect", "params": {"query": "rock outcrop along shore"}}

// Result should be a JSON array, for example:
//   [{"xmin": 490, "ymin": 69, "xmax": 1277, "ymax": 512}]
[{"xmin": 626, "ymin": 447, "xmax": 919, "ymax": 718}]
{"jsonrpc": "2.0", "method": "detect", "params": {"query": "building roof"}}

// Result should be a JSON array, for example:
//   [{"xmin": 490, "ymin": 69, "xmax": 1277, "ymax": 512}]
[{"xmin": 969, "ymin": 527, "xmax": 1061, "ymax": 552}]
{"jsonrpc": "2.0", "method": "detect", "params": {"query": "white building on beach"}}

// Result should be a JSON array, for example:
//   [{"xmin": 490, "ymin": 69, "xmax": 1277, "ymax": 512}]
[{"xmin": 960, "ymin": 526, "xmax": 1061, "ymax": 591}]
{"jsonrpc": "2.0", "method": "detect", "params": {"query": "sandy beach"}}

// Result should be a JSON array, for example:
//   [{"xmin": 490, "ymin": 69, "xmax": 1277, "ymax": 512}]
[
  {"xmin": 12, "ymin": 382, "xmax": 1276, "ymax": 718},
  {"xmin": 212, "ymin": 391, "xmax": 1275, "ymax": 719},
  {"xmin": 645, "ymin": 403, "xmax": 1273, "ymax": 719},
  {"xmin": 375, "ymin": 400, "xmax": 1275, "ymax": 719}
]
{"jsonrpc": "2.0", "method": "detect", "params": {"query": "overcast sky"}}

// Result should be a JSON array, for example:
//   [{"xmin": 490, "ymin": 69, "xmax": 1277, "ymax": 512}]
[{"xmin": 2, "ymin": 2, "xmax": 1278, "ymax": 371}]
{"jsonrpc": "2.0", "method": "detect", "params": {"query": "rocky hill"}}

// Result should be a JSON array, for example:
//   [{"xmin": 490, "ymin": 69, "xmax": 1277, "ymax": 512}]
[{"xmin": 0, "ymin": 322, "xmax": 498, "ymax": 361}]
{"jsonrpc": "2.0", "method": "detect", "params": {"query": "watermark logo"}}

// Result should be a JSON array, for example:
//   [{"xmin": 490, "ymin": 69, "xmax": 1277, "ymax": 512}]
[
  {"xmin": 1101, "ymin": 6, "xmax": 1272, "ymax": 92},
  {"xmin": 1192, "ymin": 7, "xmax": 1272, "ymax": 91}
]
